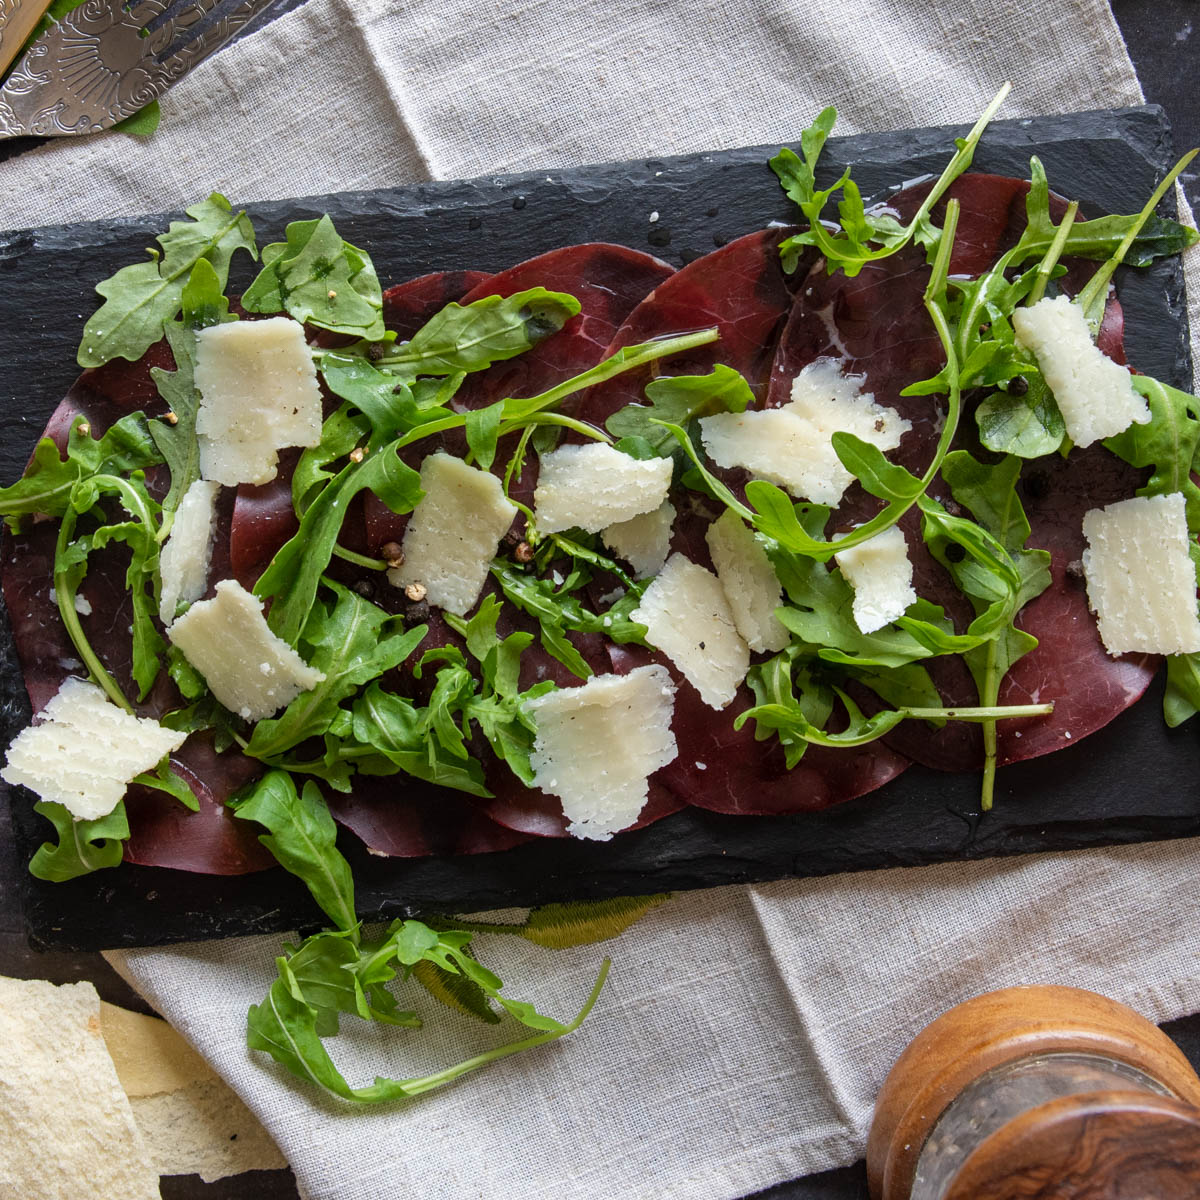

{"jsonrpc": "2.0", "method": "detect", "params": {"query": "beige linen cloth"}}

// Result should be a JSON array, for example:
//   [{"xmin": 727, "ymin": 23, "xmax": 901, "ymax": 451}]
[{"xmin": 4, "ymin": 2, "xmax": 1200, "ymax": 1197}]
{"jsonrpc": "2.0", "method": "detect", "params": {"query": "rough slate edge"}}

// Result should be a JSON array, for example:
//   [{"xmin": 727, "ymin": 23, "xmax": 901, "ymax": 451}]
[{"xmin": 1, "ymin": 106, "xmax": 1197, "ymax": 952}]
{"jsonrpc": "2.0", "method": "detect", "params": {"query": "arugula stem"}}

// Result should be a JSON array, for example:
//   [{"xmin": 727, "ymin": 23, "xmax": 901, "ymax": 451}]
[
  {"xmin": 1077, "ymin": 148, "xmax": 1199, "ymax": 322},
  {"xmin": 501, "ymin": 329, "xmax": 720, "ymax": 422},
  {"xmin": 902, "ymin": 83, "xmax": 1011, "ymax": 246},
  {"xmin": 332, "ymin": 545, "xmax": 388, "ymax": 571},
  {"xmin": 978, "ymin": 638, "xmax": 1001, "ymax": 812},
  {"xmin": 53, "ymin": 509, "xmax": 133, "ymax": 714},
  {"xmin": 904, "ymin": 702, "xmax": 1052, "ymax": 722},
  {"xmin": 1026, "ymin": 201, "xmax": 1078, "ymax": 307},
  {"xmin": 813, "ymin": 200, "xmax": 965, "ymax": 557},
  {"xmin": 498, "ymin": 412, "xmax": 612, "ymax": 444},
  {"xmin": 357, "ymin": 958, "xmax": 610, "ymax": 1101}
]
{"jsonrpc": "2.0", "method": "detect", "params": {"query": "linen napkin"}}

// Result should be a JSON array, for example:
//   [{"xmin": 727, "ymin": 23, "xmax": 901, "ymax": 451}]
[{"xmin": 3, "ymin": 1, "xmax": 1200, "ymax": 1197}]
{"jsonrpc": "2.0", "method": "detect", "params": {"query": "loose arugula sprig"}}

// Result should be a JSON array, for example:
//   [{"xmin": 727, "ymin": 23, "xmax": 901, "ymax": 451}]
[
  {"xmin": 769, "ymin": 84, "xmax": 1010, "ymax": 276},
  {"xmin": 229, "ymin": 771, "xmax": 608, "ymax": 1103}
]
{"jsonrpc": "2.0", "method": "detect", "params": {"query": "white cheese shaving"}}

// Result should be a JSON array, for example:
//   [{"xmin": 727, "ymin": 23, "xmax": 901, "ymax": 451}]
[
  {"xmin": 158, "ymin": 479, "xmax": 220, "ymax": 625},
  {"xmin": 525, "ymin": 665, "xmax": 677, "ymax": 840},
  {"xmin": 1081, "ymin": 492, "xmax": 1200, "ymax": 655},
  {"xmin": 705, "ymin": 509, "xmax": 789, "ymax": 652},
  {"xmin": 388, "ymin": 451, "xmax": 517, "ymax": 616},
  {"xmin": 1011, "ymin": 295, "xmax": 1150, "ymax": 448},
  {"xmin": 1, "ymin": 678, "xmax": 186, "ymax": 820},
  {"xmin": 699, "ymin": 357, "xmax": 910, "ymax": 504},
  {"xmin": 194, "ymin": 317, "xmax": 323, "ymax": 486},
  {"xmin": 632, "ymin": 553, "xmax": 749, "ymax": 709},
  {"xmin": 602, "ymin": 500, "xmax": 675, "ymax": 579},
  {"xmin": 167, "ymin": 579, "xmax": 325, "ymax": 720},
  {"xmin": 534, "ymin": 443, "xmax": 672, "ymax": 533},
  {"xmin": 834, "ymin": 525, "xmax": 917, "ymax": 634}
]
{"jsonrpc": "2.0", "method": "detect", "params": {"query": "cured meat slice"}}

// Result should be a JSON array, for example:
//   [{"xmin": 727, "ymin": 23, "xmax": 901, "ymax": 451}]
[
  {"xmin": 575, "ymin": 228, "xmax": 801, "ymax": 431},
  {"xmin": 452, "ymin": 243, "xmax": 676, "ymax": 411},
  {"xmin": 764, "ymin": 172, "xmax": 1155, "ymax": 771},
  {"xmin": 382, "ymin": 270, "xmax": 491, "ymax": 340},
  {"xmin": 364, "ymin": 245, "xmax": 674, "ymax": 548},
  {"xmin": 608, "ymin": 643, "xmax": 908, "ymax": 815},
  {"xmin": 325, "ymin": 773, "xmax": 533, "ymax": 857},
  {"xmin": 123, "ymin": 734, "xmax": 271, "ymax": 873}
]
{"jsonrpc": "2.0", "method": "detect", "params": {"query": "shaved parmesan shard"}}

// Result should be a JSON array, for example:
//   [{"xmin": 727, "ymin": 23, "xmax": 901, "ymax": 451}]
[
  {"xmin": 1, "ymin": 678, "xmax": 186, "ymax": 820},
  {"xmin": 632, "ymin": 553, "xmax": 750, "ymax": 709},
  {"xmin": 158, "ymin": 479, "xmax": 220, "ymax": 625},
  {"xmin": 526, "ymin": 666, "xmax": 677, "ymax": 840},
  {"xmin": 194, "ymin": 316, "xmax": 323, "ymax": 486},
  {"xmin": 167, "ymin": 579, "xmax": 325, "ymax": 720},
  {"xmin": 834, "ymin": 525, "xmax": 917, "ymax": 634},
  {"xmin": 699, "ymin": 357, "xmax": 910, "ymax": 505},
  {"xmin": 534, "ymin": 443, "xmax": 673, "ymax": 533},
  {"xmin": 602, "ymin": 500, "xmax": 675, "ymax": 579},
  {"xmin": 1012, "ymin": 295, "xmax": 1150, "ymax": 448},
  {"xmin": 705, "ymin": 509, "xmax": 789, "ymax": 653},
  {"xmin": 1081, "ymin": 493, "xmax": 1200, "ymax": 655},
  {"xmin": 388, "ymin": 451, "xmax": 517, "ymax": 615}
]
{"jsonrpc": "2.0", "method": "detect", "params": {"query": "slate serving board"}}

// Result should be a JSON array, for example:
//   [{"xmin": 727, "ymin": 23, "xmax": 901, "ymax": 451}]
[{"xmin": 2, "ymin": 105, "xmax": 1197, "ymax": 952}]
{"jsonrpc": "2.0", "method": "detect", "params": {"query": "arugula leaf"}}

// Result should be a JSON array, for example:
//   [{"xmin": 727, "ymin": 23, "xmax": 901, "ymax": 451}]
[
  {"xmin": 230, "ymin": 770, "xmax": 358, "ymax": 933},
  {"xmin": 927, "ymin": 451, "xmax": 1051, "ymax": 808},
  {"xmin": 0, "ymin": 413, "xmax": 161, "ymax": 529},
  {"xmin": 243, "ymin": 215, "xmax": 385, "ymax": 339},
  {"xmin": 255, "ymin": 447, "xmax": 423, "ymax": 646},
  {"xmin": 976, "ymin": 376, "xmax": 1065, "ymax": 459},
  {"xmin": 1165, "ymin": 653, "xmax": 1200, "ymax": 728},
  {"xmin": 744, "ymin": 648, "xmax": 832, "ymax": 767},
  {"xmin": 28, "ymin": 801, "xmax": 129, "ymax": 882},
  {"xmin": 605, "ymin": 366, "xmax": 754, "ymax": 455},
  {"xmin": 411, "ymin": 959, "xmax": 502, "ymax": 1024},
  {"xmin": 131, "ymin": 756, "xmax": 199, "ymax": 812},
  {"xmin": 377, "ymin": 289, "xmax": 581, "ymax": 378},
  {"xmin": 465, "ymin": 401, "xmax": 505, "ymax": 469},
  {"xmin": 247, "ymin": 919, "xmax": 609, "ymax": 1104},
  {"xmin": 771, "ymin": 86, "xmax": 1008, "ymax": 276},
  {"xmin": 1105, "ymin": 375, "xmax": 1200, "ymax": 527},
  {"xmin": 78, "ymin": 194, "xmax": 256, "ymax": 367},
  {"xmin": 246, "ymin": 581, "xmax": 427, "ymax": 761},
  {"xmin": 350, "ymin": 682, "xmax": 489, "ymax": 796}
]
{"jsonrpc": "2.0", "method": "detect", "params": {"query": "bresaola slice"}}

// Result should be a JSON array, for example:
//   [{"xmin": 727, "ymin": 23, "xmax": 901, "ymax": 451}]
[
  {"xmin": 382, "ymin": 270, "xmax": 491, "ymax": 339},
  {"xmin": 575, "ymin": 228, "xmax": 802, "ymax": 431}
]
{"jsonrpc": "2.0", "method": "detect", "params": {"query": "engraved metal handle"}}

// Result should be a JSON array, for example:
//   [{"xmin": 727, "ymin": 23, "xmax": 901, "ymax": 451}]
[{"xmin": 0, "ymin": 0, "xmax": 273, "ymax": 139}]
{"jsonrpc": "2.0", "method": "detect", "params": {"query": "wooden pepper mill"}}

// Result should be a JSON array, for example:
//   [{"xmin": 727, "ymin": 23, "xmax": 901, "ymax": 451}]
[{"xmin": 867, "ymin": 985, "xmax": 1200, "ymax": 1199}]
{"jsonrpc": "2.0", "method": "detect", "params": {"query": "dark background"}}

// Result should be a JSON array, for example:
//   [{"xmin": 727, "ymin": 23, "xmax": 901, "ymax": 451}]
[{"xmin": 0, "ymin": 2, "xmax": 1197, "ymax": 1197}]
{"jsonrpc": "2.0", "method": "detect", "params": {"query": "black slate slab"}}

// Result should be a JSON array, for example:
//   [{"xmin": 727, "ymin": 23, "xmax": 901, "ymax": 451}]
[{"xmin": 1, "ymin": 106, "xmax": 1196, "ymax": 952}]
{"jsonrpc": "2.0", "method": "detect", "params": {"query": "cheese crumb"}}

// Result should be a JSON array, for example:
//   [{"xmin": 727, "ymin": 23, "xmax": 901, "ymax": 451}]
[
  {"xmin": 388, "ymin": 452, "xmax": 517, "ymax": 616},
  {"xmin": 2, "ymin": 678, "xmax": 186, "ymax": 820},
  {"xmin": 632, "ymin": 553, "xmax": 749, "ymax": 709},
  {"xmin": 705, "ymin": 509, "xmax": 789, "ymax": 652},
  {"xmin": 167, "ymin": 580, "xmax": 325, "ymax": 720},
  {"xmin": 834, "ymin": 525, "xmax": 917, "ymax": 634},
  {"xmin": 699, "ymin": 358, "xmax": 910, "ymax": 504},
  {"xmin": 525, "ymin": 666, "xmax": 677, "ymax": 840},
  {"xmin": 602, "ymin": 501, "xmax": 675, "ymax": 579},
  {"xmin": 194, "ymin": 317, "xmax": 323, "ymax": 486},
  {"xmin": 1081, "ymin": 492, "xmax": 1200, "ymax": 655},
  {"xmin": 158, "ymin": 479, "xmax": 220, "ymax": 626},
  {"xmin": 1011, "ymin": 295, "xmax": 1150, "ymax": 447},
  {"xmin": 534, "ymin": 443, "xmax": 672, "ymax": 533}
]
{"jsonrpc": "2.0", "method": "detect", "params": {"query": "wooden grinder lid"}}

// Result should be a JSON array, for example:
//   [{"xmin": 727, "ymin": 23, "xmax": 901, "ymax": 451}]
[
  {"xmin": 866, "ymin": 985, "xmax": 1200, "ymax": 1200},
  {"xmin": 942, "ymin": 1090, "xmax": 1200, "ymax": 1200}
]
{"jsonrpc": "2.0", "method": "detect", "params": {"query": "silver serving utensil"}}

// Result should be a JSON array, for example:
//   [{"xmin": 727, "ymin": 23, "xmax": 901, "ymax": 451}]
[{"xmin": 0, "ymin": 0, "xmax": 274, "ymax": 139}]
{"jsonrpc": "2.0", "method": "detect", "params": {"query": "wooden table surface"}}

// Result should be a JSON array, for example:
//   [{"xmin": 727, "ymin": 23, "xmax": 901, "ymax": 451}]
[{"xmin": 1, "ymin": 2, "xmax": 1197, "ymax": 1197}]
